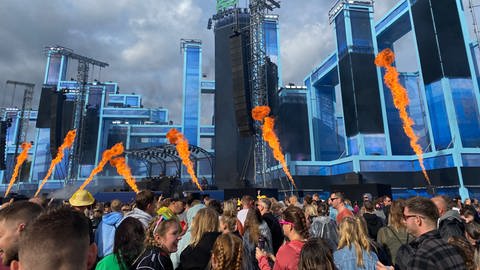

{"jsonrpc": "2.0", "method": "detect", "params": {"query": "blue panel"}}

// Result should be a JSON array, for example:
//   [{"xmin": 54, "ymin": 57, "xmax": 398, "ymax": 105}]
[
  {"xmin": 425, "ymin": 81, "xmax": 452, "ymax": 149},
  {"xmin": 347, "ymin": 136, "xmax": 359, "ymax": 155},
  {"xmin": 350, "ymin": 10, "xmax": 374, "ymax": 54},
  {"xmin": 360, "ymin": 160, "xmax": 414, "ymax": 172},
  {"xmin": 263, "ymin": 20, "xmax": 279, "ymax": 61},
  {"xmin": 364, "ymin": 134, "xmax": 387, "ymax": 155},
  {"xmin": 46, "ymin": 55, "xmax": 62, "ymax": 85},
  {"xmin": 423, "ymin": 155, "xmax": 454, "ymax": 169},
  {"xmin": 31, "ymin": 129, "xmax": 51, "ymax": 181},
  {"xmin": 311, "ymin": 54, "xmax": 337, "ymax": 84},
  {"xmin": 462, "ymin": 154, "xmax": 480, "ymax": 167},
  {"xmin": 335, "ymin": 11, "xmax": 348, "ymax": 58},
  {"xmin": 331, "ymin": 162, "xmax": 354, "ymax": 175},
  {"xmin": 449, "ymin": 78, "xmax": 480, "ymax": 147},
  {"xmin": 183, "ymin": 46, "xmax": 201, "ymax": 146},
  {"xmin": 103, "ymin": 109, "xmax": 150, "ymax": 117},
  {"xmin": 125, "ymin": 96, "xmax": 140, "ymax": 107},
  {"xmin": 375, "ymin": 1, "xmax": 409, "ymax": 34}
]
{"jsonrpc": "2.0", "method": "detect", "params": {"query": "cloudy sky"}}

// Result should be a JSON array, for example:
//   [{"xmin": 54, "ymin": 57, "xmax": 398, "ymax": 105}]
[{"xmin": 0, "ymin": 0, "xmax": 476, "ymax": 124}]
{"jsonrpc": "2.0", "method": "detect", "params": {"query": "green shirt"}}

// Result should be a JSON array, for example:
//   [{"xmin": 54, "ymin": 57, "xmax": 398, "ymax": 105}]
[{"xmin": 95, "ymin": 254, "xmax": 127, "ymax": 270}]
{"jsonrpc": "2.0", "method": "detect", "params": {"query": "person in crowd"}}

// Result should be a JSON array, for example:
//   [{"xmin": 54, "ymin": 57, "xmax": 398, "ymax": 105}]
[
  {"xmin": 103, "ymin": 202, "xmax": 111, "ymax": 214},
  {"xmin": 210, "ymin": 233, "xmax": 243, "ymax": 270},
  {"xmin": 328, "ymin": 192, "xmax": 353, "ymax": 224},
  {"xmin": 91, "ymin": 204, "xmax": 104, "ymax": 231},
  {"xmin": 256, "ymin": 206, "xmax": 307, "ymax": 270},
  {"xmin": 362, "ymin": 200, "xmax": 384, "ymax": 240},
  {"xmin": 121, "ymin": 204, "xmax": 131, "ymax": 214},
  {"xmin": 171, "ymin": 193, "xmax": 205, "ymax": 268},
  {"xmin": 257, "ymin": 198, "xmax": 284, "ymax": 254},
  {"xmin": 310, "ymin": 201, "xmax": 338, "ymax": 250},
  {"xmin": 376, "ymin": 199, "xmax": 412, "ymax": 265},
  {"xmin": 465, "ymin": 221, "xmax": 480, "ymax": 249},
  {"xmin": 221, "ymin": 199, "xmax": 242, "ymax": 236},
  {"xmin": 0, "ymin": 201, "xmax": 42, "ymax": 270},
  {"xmin": 333, "ymin": 216, "xmax": 378, "ymax": 269},
  {"xmin": 382, "ymin": 195, "xmax": 393, "ymax": 224},
  {"xmin": 69, "ymin": 189, "xmax": 95, "ymax": 215},
  {"xmin": 207, "ymin": 199, "xmax": 223, "ymax": 215},
  {"xmin": 298, "ymin": 238, "xmax": 336, "ymax": 270},
  {"xmin": 95, "ymin": 199, "xmax": 124, "ymax": 258},
  {"xmin": 132, "ymin": 212, "xmax": 181, "ymax": 270},
  {"xmin": 177, "ymin": 208, "xmax": 221, "ymax": 270},
  {"xmin": 461, "ymin": 205, "xmax": 480, "ymax": 224},
  {"xmin": 447, "ymin": 236, "xmax": 476, "ymax": 270},
  {"xmin": 303, "ymin": 194, "xmax": 313, "ymax": 207},
  {"xmin": 238, "ymin": 195, "xmax": 255, "ymax": 227},
  {"xmin": 125, "ymin": 190, "xmax": 156, "ymax": 229},
  {"xmin": 312, "ymin": 193, "xmax": 321, "ymax": 203},
  {"xmin": 243, "ymin": 208, "xmax": 272, "ymax": 270},
  {"xmin": 431, "ymin": 195, "xmax": 466, "ymax": 240},
  {"xmin": 377, "ymin": 196, "xmax": 466, "ymax": 270},
  {"xmin": 157, "ymin": 198, "xmax": 185, "ymax": 220},
  {"xmin": 303, "ymin": 203, "xmax": 318, "ymax": 227},
  {"xmin": 289, "ymin": 195, "xmax": 303, "ymax": 209},
  {"xmin": 363, "ymin": 193, "xmax": 373, "ymax": 202},
  {"xmin": 95, "ymin": 217, "xmax": 145, "ymax": 270},
  {"xmin": 11, "ymin": 207, "xmax": 97, "ymax": 270}
]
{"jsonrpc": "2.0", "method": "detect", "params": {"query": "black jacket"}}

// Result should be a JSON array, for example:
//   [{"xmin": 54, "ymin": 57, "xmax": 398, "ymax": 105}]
[
  {"xmin": 177, "ymin": 231, "xmax": 221, "ymax": 270},
  {"xmin": 438, "ymin": 210, "xmax": 465, "ymax": 241},
  {"xmin": 262, "ymin": 212, "xmax": 284, "ymax": 254},
  {"xmin": 363, "ymin": 212, "xmax": 384, "ymax": 240}
]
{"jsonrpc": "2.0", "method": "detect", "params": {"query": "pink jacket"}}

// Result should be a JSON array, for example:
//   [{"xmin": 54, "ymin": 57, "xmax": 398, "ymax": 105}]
[{"xmin": 258, "ymin": 240, "xmax": 305, "ymax": 270}]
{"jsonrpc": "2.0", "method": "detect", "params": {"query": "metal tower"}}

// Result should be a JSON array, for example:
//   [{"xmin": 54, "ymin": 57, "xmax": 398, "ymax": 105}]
[
  {"xmin": 45, "ymin": 46, "xmax": 108, "ymax": 183},
  {"xmin": 249, "ymin": 0, "xmax": 280, "ymax": 185},
  {"xmin": 5, "ymin": 80, "xmax": 34, "ymax": 172}
]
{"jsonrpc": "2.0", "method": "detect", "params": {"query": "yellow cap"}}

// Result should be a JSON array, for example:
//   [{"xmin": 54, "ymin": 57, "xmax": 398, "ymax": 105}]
[{"xmin": 69, "ymin": 190, "xmax": 95, "ymax": 207}]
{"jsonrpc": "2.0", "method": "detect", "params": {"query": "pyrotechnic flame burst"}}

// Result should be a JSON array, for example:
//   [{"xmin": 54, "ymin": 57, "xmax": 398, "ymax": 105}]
[
  {"xmin": 34, "ymin": 130, "xmax": 76, "ymax": 197},
  {"xmin": 375, "ymin": 48, "xmax": 431, "ymax": 185},
  {"xmin": 77, "ymin": 143, "xmax": 124, "ymax": 192},
  {"xmin": 5, "ymin": 142, "xmax": 32, "ymax": 197},
  {"xmin": 166, "ymin": 129, "xmax": 202, "ymax": 191},
  {"xmin": 110, "ymin": 156, "xmax": 139, "ymax": 193},
  {"xmin": 251, "ymin": 106, "xmax": 297, "ymax": 188}
]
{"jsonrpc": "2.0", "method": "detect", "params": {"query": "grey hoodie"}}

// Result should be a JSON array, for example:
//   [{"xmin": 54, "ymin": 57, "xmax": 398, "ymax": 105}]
[
  {"xmin": 438, "ymin": 209, "xmax": 465, "ymax": 240},
  {"xmin": 124, "ymin": 207, "xmax": 153, "ymax": 230}
]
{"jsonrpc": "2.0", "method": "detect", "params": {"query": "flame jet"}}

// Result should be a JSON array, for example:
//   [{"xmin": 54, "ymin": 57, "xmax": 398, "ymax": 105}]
[
  {"xmin": 251, "ymin": 106, "xmax": 297, "ymax": 188},
  {"xmin": 375, "ymin": 48, "xmax": 431, "ymax": 185},
  {"xmin": 110, "ymin": 156, "xmax": 139, "ymax": 193},
  {"xmin": 34, "ymin": 130, "xmax": 76, "ymax": 197},
  {"xmin": 166, "ymin": 129, "xmax": 202, "ymax": 191},
  {"xmin": 5, "ymin": 142, "xmax": 32, "ymax": 197},
  {"xmin": 77, "ymin": 143, "xmax": 124, "ymax": 191}
]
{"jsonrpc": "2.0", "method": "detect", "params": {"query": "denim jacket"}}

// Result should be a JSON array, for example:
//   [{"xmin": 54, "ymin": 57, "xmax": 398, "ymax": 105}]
[{"xmin": 333, "ymin": 246, "xmax": 378, "ymax": 270}]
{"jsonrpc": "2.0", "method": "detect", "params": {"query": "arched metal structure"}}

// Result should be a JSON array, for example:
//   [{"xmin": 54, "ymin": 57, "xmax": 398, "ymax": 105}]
[{"xmin": 125, "ymin": 144, "xmax": 215, "ymax": 183}]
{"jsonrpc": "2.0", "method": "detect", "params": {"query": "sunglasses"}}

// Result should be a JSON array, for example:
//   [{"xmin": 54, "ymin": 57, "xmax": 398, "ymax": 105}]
[{"xmin": 279, "ymin": 219, "xmax": 294, "ymax": 226}]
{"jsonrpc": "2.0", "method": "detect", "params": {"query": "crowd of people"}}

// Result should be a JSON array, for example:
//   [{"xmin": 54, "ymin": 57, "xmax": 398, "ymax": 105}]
[{"xmin": 0, "ymin": 189, "xmax": 478, "ymax": 270}]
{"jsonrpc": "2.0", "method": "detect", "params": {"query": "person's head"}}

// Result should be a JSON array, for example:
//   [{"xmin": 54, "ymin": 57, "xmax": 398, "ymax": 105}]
[
  {"xmin": 114, "ymin": 217, "xmax": 145, "ymax": 268},
  {"xmin": 447, "ymin": 236, "xmax": 475, "ymax": 270},
  {"xmin": 244, "ymin": 208, "xmax": 263, "ymax": 244},
  {"xmin": 69, "ymin": 190, "xmax": 95, "ymax": 213},
  {"xmin": 135, "ymin": 190, "xmax": 155, "ymax": 215},
  {"xmin": 186, "ymin": 192, "xmax": 202, "ymax": 207},
  {"xmin": 241, "ymin": 195, "xmax": 254, "ymax": 210},
  {"xmin": 168, "ymin": 198, "xmax": 185, "ymax": 215},
  {"xmin": 363, "ymin": 200, "xmax": 375, "ymax": 213},
  {"xmin": 362, "ymin": 193, "xmax": 372, "ymax": 202},
  {"xmin": 312, "ymin": 193, "xmax": 320, "ymax": 202},
  {"xmin": 328, "ymin": 192, "xmax": 344, "ymax": 209},
  {"xmin": 145, "ymin": 214, "xmax": 181, "ymax": 253},
  {"xmin": 257, "ymin": 198, "xmax": 271, "ymax": 216},
  {"xmin": 0, "ymin": 201, "xmax": 43, "ymax": 266},
  {"xmin": 317, "ymin": 202, "xmax": 330, "ymax": 217},
  {"xmin": 431, "ymin": 195, "xmax": 452, "ymax": 217},
  {"xmin": 298, "ymin": 238, "xmax": 336, "ymax": 270},
  {"xmin": 303, "ymin": 195, "xmax": 313, "ymax": 205},
  {"xmin": 281, "ymin": 206, "xmax": 309, "ymax": 240},
  {"xmin": 219, "ymin": 214, "xmax": 237, "ymax": 234},
  {"xmin": 465, "ymin": 222, "xmax": 480, "ymax": 247},
  {"xmin": 121, "ymin": 204, "xmax": 131, "ymax": 214},
  {"xmin": 12, "ymin": 207, "xmax": 96, "ymax": 270},
  {"xmin": 303, "ymin": 204, "xmax": 318, "ymax": 225},
  {"xmin": 461, "ymin": 205, "xmax": 480, "ymax": 224},
  {"xmin": 388, "ymin": 199, "xmax": 406, "ymax": 231},
  {"xmin": 207, "ymin": 199, "xmax": 223, "ymax": 215},
  {"xmin": 337, "ymin": 216, "xmax": 371, "ymax": 268},
  {"xmin": 211, "ymin": 233, "xmax": 243, "ymax": 270},
  {"xmin": 383, "ymin": 196, "xmax": 392, "ymax": 206},
  {"xmin": 404, "ymin": 196, "xmax": 439, "ymax": 237},
  {"xmin": 110, "ymin": 199, "xmax": 122, "ymax": 213},
  {"xmin": 190, "ymin": 208, "xmax": 219, "ymax": 247},
  {"xmin": 222, "ymin": 199, "xmax": 238, "ymax": 217},
  {"xmin": 103, "ymin": 201, "xmax": 111, "ymax": 213},
  {"xmin": 289, "ymin": 195, "xmax": 299, "ymax": 205}
]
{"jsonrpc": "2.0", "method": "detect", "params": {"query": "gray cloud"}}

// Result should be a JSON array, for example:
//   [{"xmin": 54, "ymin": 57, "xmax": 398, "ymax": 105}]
[{"xmin": 2, "ymin": 0, "xmax": 473, "ymax": 124}]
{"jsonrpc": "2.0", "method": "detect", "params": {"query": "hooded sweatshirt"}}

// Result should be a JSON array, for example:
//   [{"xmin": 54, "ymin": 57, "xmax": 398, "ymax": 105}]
[
  {"xmin": 124, "ymin": 208, "xmax": 153, "ymax": 230},
  {"xmin": 363, "ymin": 212, "xmax": 384, "ymax": 240},
  {"xmin": 95, "ymin": 211, "xmax": 123, "ymax": 258},
  {"xmin": 438, "ymin": 209, "xmax": 465, "ymax": 240}
]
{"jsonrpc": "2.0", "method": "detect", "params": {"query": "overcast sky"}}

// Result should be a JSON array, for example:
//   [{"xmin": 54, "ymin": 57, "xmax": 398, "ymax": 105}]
[{"xmin": 0, "ymin": 0, "xmax": 476, "ymax": 124}]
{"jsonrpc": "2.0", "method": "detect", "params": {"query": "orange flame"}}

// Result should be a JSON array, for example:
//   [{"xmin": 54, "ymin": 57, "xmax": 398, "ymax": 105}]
[
  {"xmin": 110, "ymin": 157, "xmax": 139, "ymax": 193},
  {"xmin": 77, "ymin": 143, "xmax": 124, "ymax": 191},
  {"xmin": 375, "ymin": 48, "xmax": 431, "ymax": 185},
  {"xmin": 252, "ymin": 105, "xmax": 271, "ymax": 121},
  {"xmin": 252, "ymin": 106, "xmax": 297, "ymax": 188},
  {"xmin": 34, "ymin": 130, "xmax": 76, "ymax": 197},
  {"xmin": 166, "ymin": 129, "xmax": 202, "ymax": 191},
  {"xmin": 5, "ymin": 142, "xmax": 32, "ymax": 197}
]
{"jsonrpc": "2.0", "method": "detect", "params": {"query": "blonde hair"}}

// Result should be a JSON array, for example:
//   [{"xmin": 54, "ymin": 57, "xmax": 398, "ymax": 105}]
[
  {"xmin": 220, "ymin": 214, "xmax": 237, "ymax": 232},
  {"xmin": 223, "ymin": 199, "xmax": 238, "ymax": 217},
  {"xmin": 388, "ymin": 199, "xmax": 406, "ymax": 231},
  {"xmin": 337, "ymin": 217, "xmax": 371, "ymax": 268},
  {"xmin": 304, "ymin": 204, "xmax": 318, "ymax": 217},
  {"xmin": 212, "ymin": 233, "xmax": 243, "ymax": 270},
  {"xmin": 190, "ymin": 208, "xmax": 219, "ymax": 247}
]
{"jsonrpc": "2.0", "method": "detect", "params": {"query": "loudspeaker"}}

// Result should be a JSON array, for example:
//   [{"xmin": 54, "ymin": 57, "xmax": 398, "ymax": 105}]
[
  {"xmin": 49, "ymin": 92, "xmax": 65, "ymax": 158},
  {"xmin": 0, "ymin": 121, "xmax": 7, "ymax": 170},
  {"xmin": 266, "ymin": 58, "xmax": 279, "ymax": 115},
  {"xmin": 36, "ymin": 87, "xmax": 55, "ymax": 128},
  {"xmin": 61, "ymin": 100, "xmax": 75, "ymax": 139},
  {"xmin": 230, "ymin": 31, "xmax": 253, "ymax": 137},
  {"xmin": 330, "ymin": 183, "xmax": 392, "ymax": 203},
  {"xmin": 80, "ymin": 108, "xmax": 99, "ymax": 164}
]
